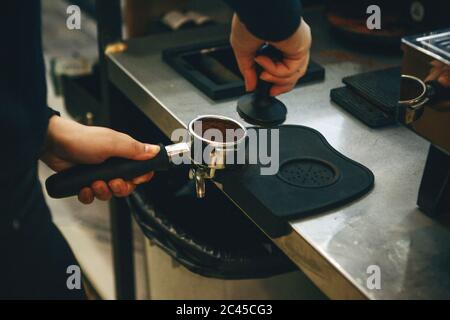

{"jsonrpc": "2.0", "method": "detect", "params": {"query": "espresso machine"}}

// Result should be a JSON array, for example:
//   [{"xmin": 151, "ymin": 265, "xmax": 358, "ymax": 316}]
[{"xmin": 399, "ymin": 28, "xmax": 450, "ymax": 216}]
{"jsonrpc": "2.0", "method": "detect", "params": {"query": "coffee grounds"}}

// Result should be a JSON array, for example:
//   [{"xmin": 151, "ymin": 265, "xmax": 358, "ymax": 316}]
[{"xmin": 192, "ymin": 117, "xmax": 245, "ymax": 142}]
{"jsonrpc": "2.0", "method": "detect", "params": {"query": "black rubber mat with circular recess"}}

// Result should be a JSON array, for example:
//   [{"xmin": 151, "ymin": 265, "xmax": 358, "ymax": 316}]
[
  {"xmin": 215, "ymin": 125, "xmax": 374, "ymax": 237},
  {"xmin": 277, "ymin": 158, "xmax": 340, "ymax": 188}
]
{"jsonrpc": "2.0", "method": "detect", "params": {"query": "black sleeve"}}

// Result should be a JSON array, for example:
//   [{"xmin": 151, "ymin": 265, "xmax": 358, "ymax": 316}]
[
  {"xmin": 46, "ymin": 106, "xmax": 61, "ymax": 119},
  {"xmin": 225, "ymin": 0, "xmax": 303, "ymax": 42}
]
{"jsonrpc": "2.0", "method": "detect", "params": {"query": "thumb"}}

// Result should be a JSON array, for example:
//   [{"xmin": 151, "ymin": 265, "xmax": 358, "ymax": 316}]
[{"xmin": 108, "ymin": 131, "xmax": 161, "ymax": 161}]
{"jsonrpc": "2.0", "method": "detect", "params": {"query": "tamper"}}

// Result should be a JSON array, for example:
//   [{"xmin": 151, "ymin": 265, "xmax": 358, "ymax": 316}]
[{"xmin": 237, "ymin": 44, "xmax": 287, "ymax": 126}]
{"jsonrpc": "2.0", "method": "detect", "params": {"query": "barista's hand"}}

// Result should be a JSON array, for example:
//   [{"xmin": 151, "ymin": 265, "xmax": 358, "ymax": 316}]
[
  {"xmin": 230, "ymin": 14, "xmax": 311, "ymax": 96},
  {"xmin": 425, "ymin": 60, "xmax": 450, "ymax": 88},
  {"xmin": 41, "ymin": 116, "xmax": 159, "ymax": 204}
]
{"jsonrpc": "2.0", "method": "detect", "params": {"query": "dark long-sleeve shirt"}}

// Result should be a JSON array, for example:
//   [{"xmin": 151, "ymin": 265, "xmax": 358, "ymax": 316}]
[
  {"xmin": 225, "ymin": 0, "xmax": 303, "ymax": 41},
  {"xmin": 0, "ymin": 1, "xmax": 52, "ymax": 235}
]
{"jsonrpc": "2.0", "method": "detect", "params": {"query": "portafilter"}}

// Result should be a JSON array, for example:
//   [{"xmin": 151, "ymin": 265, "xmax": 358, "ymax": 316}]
[{"xmin": 45, "ymin": 115, "xmax": 247, "ymax": 199}]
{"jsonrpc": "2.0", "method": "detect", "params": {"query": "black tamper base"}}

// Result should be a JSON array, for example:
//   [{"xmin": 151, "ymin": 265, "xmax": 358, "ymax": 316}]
[{"xmin": 237, "ymin": 94, "xmax": 287, "ymax": 127}]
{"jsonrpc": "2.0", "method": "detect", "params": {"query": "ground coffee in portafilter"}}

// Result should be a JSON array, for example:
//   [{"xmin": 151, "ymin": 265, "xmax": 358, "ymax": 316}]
[{"xmin": 192, "ymin": 117, "xmax": 245, "ymax": 142}]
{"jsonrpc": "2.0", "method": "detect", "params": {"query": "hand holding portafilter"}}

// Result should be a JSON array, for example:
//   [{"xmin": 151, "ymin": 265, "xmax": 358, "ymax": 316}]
[
  {"xmin": 237, "ymin": 44, "xmax": 287, "ymax": 126},
  {"xmin": 45, "ymin": 115, "xmax": 247, "ymax": 199}
]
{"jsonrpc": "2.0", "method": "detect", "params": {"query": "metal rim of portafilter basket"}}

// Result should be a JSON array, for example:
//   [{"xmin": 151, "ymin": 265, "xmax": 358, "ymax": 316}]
[
  {"xmin": 187, "ymin": 114, "xmax": 248, "ymax": 169},
  {"xmin": 398, "ymin": 74, "xmax": 429, "ymax": 109}
]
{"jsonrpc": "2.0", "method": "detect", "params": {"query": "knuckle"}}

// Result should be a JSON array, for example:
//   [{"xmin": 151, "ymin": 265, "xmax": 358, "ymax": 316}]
[{"xmin": 131, "ymin": 140, "xmax": 142, "ymax": 155}]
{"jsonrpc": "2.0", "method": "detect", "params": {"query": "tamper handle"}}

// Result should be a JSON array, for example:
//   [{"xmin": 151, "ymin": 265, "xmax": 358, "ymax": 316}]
[{"xmin": 254, "ymin": 44, "xmax": 284, "ymax": 103}]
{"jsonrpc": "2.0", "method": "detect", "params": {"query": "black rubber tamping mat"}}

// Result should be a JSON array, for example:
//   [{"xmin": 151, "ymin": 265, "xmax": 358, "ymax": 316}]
[
  {"xmin": 330, "ymin": 86, "xmax": 396, "ymax": 128},
  {"xmin": 215, "ymin": 125, "xmax": 374, "ymax": 237},
  {"xmin": 342, "ymin": 66, "xmax": 401, "ymax": 115}
]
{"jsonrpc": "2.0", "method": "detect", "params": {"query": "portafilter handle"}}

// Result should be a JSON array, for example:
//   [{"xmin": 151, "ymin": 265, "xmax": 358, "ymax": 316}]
[
  {"xmin": 426, "ymin": 80, "xmax": 450, "ymax": 103},
  {"xmin": 45, "ymin": 143, "xmax": 190, "ymax": 199}
]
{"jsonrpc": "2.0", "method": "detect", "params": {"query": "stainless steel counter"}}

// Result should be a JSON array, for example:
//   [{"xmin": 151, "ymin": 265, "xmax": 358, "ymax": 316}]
[{"xmin": 107, "ymin": 9, "xmax": 450, "ymax": 299}]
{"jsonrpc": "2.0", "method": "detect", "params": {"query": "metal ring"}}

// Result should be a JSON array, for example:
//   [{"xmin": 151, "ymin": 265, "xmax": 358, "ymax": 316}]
[
  {"xmin": 188, "ymin": 114, "xmax": 247, "ymax": 148},
  {"xmin": 398, "ymin": 74, "xmax": 428, "ymax": 108}
]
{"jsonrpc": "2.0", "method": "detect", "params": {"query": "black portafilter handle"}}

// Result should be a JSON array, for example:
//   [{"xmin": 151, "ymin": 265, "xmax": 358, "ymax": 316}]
[
  {"xmin": 426, "ymin": 80, "xmax": 450, "ymax": 103},
  {"xmin": 45, "ymin": 144, "xmax": 170, "ymax": 199},
  {"xmin": 254, "ymin": 44, "xmax": 284, "ymax": 104}
]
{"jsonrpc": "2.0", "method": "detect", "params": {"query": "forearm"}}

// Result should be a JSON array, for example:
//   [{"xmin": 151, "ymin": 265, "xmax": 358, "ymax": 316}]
[{"xmin": 224, "ymin": 0, "xmax": 303, "ymax": 41}]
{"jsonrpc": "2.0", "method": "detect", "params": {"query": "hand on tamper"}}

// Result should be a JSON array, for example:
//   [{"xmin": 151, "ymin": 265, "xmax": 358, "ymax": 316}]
[{"xmin": 237, "ymin": 44, "xmax": 287, "ymax": 127}]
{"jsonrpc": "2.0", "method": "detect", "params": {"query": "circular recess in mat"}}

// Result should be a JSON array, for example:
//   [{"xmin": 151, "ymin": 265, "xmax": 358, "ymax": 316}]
[{"xmin": 277, "ymin": 158, "xmax": 340, "ymax": 188}]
